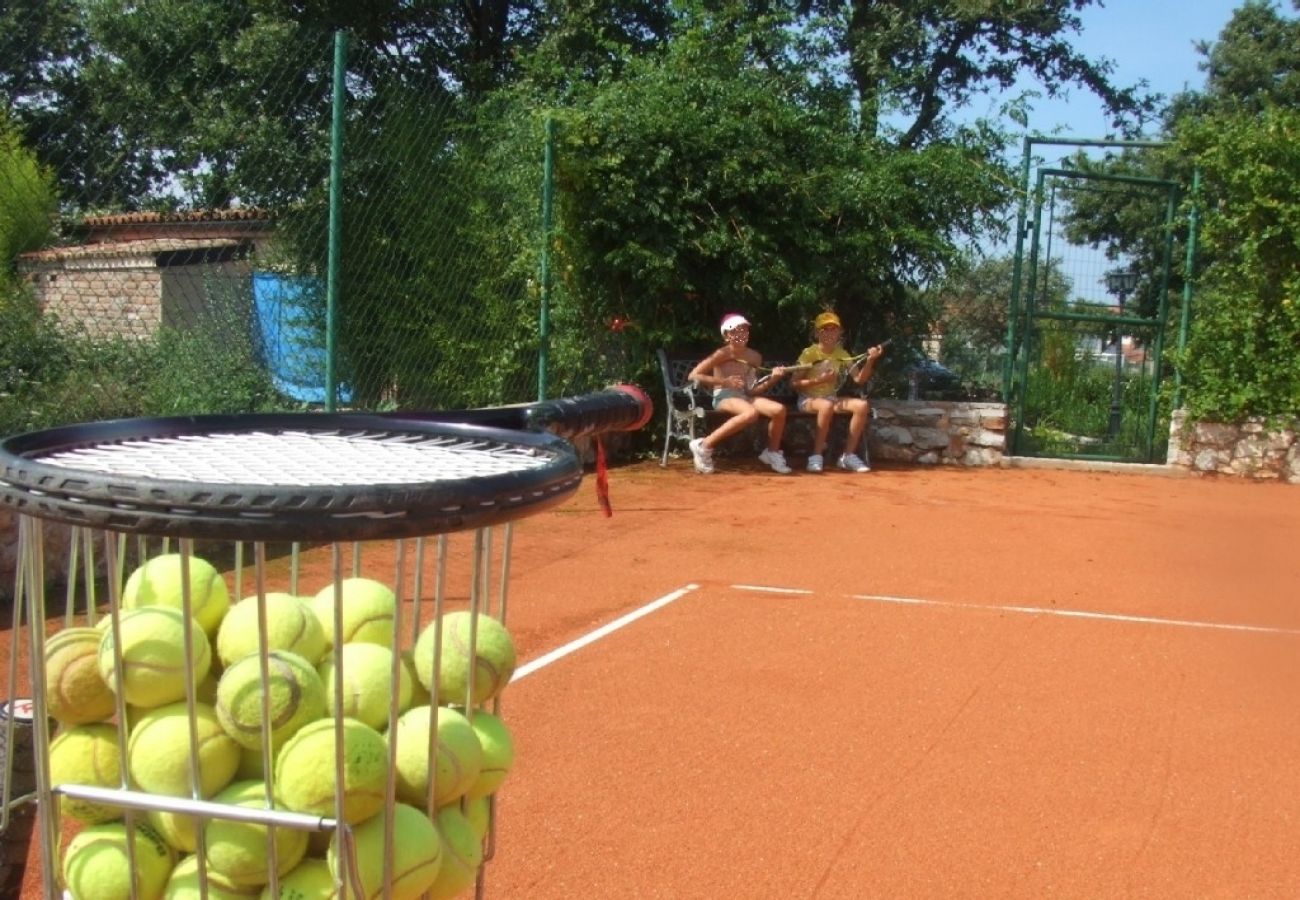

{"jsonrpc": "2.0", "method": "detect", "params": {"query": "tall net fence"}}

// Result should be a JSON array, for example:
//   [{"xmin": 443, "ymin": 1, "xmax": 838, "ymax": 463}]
[
  {"xmin": 1, "ymin": 4, "xmax": 544, "ymax": 437},
  {"xmin": 1006, "ymin": 141, "xmax": 1182, "ymax": 463}
]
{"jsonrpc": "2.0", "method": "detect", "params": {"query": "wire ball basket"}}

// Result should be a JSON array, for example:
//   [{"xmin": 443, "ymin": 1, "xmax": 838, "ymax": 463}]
[{"xmin": 0, "ymin": 387, "xmax": 651, "ymax": 899}]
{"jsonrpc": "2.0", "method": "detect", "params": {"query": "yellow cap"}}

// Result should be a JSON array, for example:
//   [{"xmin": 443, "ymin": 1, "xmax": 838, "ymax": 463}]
[{"xmin": 814, "ymin": 311, "xmax": 842, "ymax": 330}]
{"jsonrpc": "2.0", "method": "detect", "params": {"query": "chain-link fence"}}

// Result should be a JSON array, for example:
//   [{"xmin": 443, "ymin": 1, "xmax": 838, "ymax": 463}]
[{"xmin": 1, "ymin": 5, "xmax": 548, "ymax": 437}]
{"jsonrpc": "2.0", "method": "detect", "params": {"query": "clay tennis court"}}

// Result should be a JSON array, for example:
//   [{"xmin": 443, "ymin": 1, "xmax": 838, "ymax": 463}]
[{"xmin": 11, "ymin": 458, "xmax": 1300, "ymax": 897}]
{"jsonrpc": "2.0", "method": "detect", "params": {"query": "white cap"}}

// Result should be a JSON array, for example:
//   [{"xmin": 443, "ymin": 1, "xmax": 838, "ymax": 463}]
[{"xmin": 720, "ymin": 314, "xmax": 751, "ymax": 336}]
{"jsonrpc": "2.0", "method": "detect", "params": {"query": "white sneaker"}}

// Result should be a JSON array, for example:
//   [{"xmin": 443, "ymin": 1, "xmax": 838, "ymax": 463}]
[
  {"xmin": 758, "ymin": 448, "xmax": 792, "ymax": 474},
  {"xmin": 689, "ymin": 438, "xmax": 714, "ymax": 474},
  {"xmin": 837, "ymin": 452, "xmax": 870, "ymax": 473},
  {"xmin": 806, "ymin": 454, "xmax": 824, "ymax": 473}
]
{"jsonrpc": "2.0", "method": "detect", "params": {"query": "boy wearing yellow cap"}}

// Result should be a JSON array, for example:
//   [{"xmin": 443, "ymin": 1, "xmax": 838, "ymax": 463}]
[
  {"xmin": 790, "ymin": 311, "xmax": 884, "ymax": 473},
  {"xmin": 686, "ymin": 313, "xmax": 792, "ymax": 474}
]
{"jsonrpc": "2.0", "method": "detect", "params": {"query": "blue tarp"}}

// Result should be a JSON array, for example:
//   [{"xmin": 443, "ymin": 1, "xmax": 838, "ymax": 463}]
[{"xmin": 251, "ymin": 272, "xmax": 351, "ymax": 405}]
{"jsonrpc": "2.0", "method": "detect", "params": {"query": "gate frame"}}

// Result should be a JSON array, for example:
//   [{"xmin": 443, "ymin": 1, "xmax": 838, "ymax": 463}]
[{"xmin": 1002, "ymin": 136, "xmax": 1191, "ymax": 463}]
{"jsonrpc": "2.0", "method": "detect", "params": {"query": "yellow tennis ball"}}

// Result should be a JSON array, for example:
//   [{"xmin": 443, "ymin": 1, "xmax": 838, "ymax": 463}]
[
  {"xmin": 45, "ymin": 627, "xmax": 117, "ymax": 724},
  {"xmin": 317, "ymin": 643, "xmax": 412, "ymax": 731},
  {"xmin": 310, "ymin": 578, "xmax": 395, "ymax": 649},
  {"xmin": 273, "ymin": 717, "xmax": 388, "ymax": 825},
  {"xmin": 327, "ymin": 803, "xmax": 441, "ymax": 900},
  {"xmin": 465, "ymin": 711, "xmax": 514, "ymax": 802},
  {"xmin": 259, "ymin": 857, "xmax": 335, "ymax": 899},
  {"xmin": 62, "ymin": 821, "xmax": 176, "ymax": 900},
  {"xmin": 217, "ymin": 594, "xmax": 327, "ymax": 668},
  {"xmin": 127, "ymin": 701, "xmax": 240, "ymax": 799},
  {"xmin": 98, "ymin": 606, "xmax": 213, "ymax": 709},
  {"xmin": 413, "ymin": 612, "xmax": 516, "ymax": 707},
  {"xmin": 237, "ymin": 743, "xmax": 268, "ymax": 781},
  {"xmin": 163, "ymin": 854, "xmax": 261, "ymax": 899},
  {"xmin": 427, "ymin": 805, "xmax": 484, "ymax": 900},
  {"xmin": 49, "ymin": 723, "xmax": 123, "ymax": 825},
  {"xmin": 389, "ymin": 705, "xmax": 482, "ymax": 808},
  {"xmin": 215, "ymin": 650, "xmax": 326, "ymax": 751},
  {"xmin": 203, "ymin": 780, "xmax": 309, "ymax": 888},
  {"xmin": 123, "ymin": 553, "xmax": 230, "ymax": 638},
  {"xmin": 400, "ymin": 649, "xmax": 430, "ymax": 709},
  {"xmin": 463, "ymin": 795, "xmax": 490, "ymax": 842}
]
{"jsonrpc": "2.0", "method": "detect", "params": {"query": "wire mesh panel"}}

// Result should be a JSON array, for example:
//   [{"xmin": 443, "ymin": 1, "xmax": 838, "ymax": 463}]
[
  {"xmin": 0, "ymin": 389, "xmax": 650, "ymax": 898},
  {"xmin": 1, "ymin": 6, "xmax": 543, "ymax": 440},
  {"xmin": 1008, "ymin": 147, "xmax": 1181, "ymax": 463}
]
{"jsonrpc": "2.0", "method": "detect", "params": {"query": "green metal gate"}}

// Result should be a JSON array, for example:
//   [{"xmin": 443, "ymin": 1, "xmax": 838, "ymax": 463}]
[{"xmin": 1006, "ymin": 138, "xmax": 1182, "ymax": 463}]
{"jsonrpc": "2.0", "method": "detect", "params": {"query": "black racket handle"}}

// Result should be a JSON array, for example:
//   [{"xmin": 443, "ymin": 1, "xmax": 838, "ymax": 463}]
[{"xmin": 388, "ymin": 384, "xmax": 653, "ymax": 440}]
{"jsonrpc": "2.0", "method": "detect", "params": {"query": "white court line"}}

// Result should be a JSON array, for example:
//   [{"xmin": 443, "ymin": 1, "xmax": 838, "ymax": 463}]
[
  {"xmin": 852, "ymin": 592, "xmax": 1300, "ymax": 636},
  {"xmin": 512, "ymin": 583, "xmax": 700, "ymax": 682},
  {"xmin": 731, "ymin": 584, "xmax": 814, "ymax": 595}
]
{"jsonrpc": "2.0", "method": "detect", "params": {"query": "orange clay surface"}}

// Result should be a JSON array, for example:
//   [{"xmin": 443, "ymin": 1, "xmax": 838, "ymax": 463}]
[{"xmin": 9, "ymin": 458, "xmax": 1300, "ymax": 898}]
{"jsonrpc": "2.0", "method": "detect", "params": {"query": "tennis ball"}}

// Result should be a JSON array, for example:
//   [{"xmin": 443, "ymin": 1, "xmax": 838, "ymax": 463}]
[
  {"xmin": 123, "ymin": 553, "xmax": 230, "ymax": 638},
  {"xmin": 427, "ymin": 805, "xmax": 484, "ymax": 900},
  {"xmin": 317, "ymin": 643, "xmax": 412, "ymax": 731},
  {"xmin": 146, "ymin": 811, "xmax": 203, "ymax": 856},
  {"xmin": 273, "ymin": 717, "xmax": 388, "ymax": 825},
  {"xmin": 217, "ymin": 594, "xmax": 326, "ymax": 668},
  {"xmin": 127, "ymin": 701, "xmax": 240, "ymax": 799},
  {"xmin": 413, "ymin": 612, "xmax": 516, "ymax": 707},
  {"xmin": 463, "ymin": 795, "xmax": 490, "ymax": 842},
  {"xmin": 389, "ymin": 705, "xmax": 482, "ymax": 808},
  {"xmin": 259, "ymin": 857, "xmax": 335, "ymax": 899},
  {"xmin": 62, "ymin": 821, "xmax": 176, "ymax": 900},
  {"xmin": 215, "ymin": 650, "xmax": 326, "ymax": 751},
  {"xmin": 237, "ymin": 744, "xmax": 268, "ymax": 781},
  {"xmin": 45, "ymin": 627, "xmax": 117, "ymax": 724},
  {"xmin": 400, "ymin": 650, "xmax": 430, "ymax": 709},
  {"xmin": 310, "ymin": 579, "xmax": 395, "ymax": 649},
  {"xmin": 203, "ymin": 780, "xmax": 309, "ymax": 888},
  {"xmin": 327, "ymin": 803, "xmax": 441, "ymax": 900},
  {"xmin": 163, "ymin": 854, "xmax": 261, "ymax": 898},
  {"xmin": 49, "ymin": 723, "xmax": 122, "ymax": 824},
  {"xmin": 98, "ymin": 606, "xmax": 213, "ymax": 709},
  {"xmin": 465, "ymin": 711, "xmax": 514, "ymax": 801}
]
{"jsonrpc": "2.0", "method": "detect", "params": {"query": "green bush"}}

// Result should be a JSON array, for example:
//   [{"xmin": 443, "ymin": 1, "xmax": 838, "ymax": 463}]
[{"xmin": 1175, "ymin": 107, "xmax": 1300, "ymax": 422}]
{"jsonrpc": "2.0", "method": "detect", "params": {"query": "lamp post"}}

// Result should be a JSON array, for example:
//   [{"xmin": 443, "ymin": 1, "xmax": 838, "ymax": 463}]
[{"xmin": 1104, "ymin": 270, "xmax": 1139, "ymax": 441}]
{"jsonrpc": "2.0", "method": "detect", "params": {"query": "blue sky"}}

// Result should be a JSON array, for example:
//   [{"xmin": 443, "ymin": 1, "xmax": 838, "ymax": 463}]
[{"xmin": 983, "ymin": 0, "xmax": 1250, "ymax": 140}]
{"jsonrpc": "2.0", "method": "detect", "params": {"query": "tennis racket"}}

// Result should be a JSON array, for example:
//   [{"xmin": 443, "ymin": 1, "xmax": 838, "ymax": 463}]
[
  {"xmin": 747, "ymin": 362, "xmax": 816, "ymax": 394},
  {"xmin": 0, "ymin": 385, "xmax": 653, "ymax": 542},
  {"xmin": 805, "ymin": 339, "xmax": 892, "ymax": 391}
]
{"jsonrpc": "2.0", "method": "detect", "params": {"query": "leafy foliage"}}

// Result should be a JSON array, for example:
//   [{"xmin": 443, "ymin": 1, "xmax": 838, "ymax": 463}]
[
  {"xmin": 1173, "ymin": 106, "xmax": 1300, "ymax": 422},
  {"xmin": 0, "ymin": 111, "xmax": 56, "ymax": 271}
]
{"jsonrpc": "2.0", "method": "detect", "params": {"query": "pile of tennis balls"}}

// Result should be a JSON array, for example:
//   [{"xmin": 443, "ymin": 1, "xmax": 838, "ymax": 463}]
[{"xmin": 46, "ymin": 551, "xmax": 518, "ymax": 900}]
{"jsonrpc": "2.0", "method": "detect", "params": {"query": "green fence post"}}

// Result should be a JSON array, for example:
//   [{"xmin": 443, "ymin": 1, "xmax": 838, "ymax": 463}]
[
  {"xmin": 537, "ymin": 116, "xmax": 556, "ymax": 402},
  {"xmin": 325, "ymin": 30, "xmax": 348, "ymax": 412},
  {"xmin": 1173, "ymin": 167, "xmax": 1200, "ymax": 410}
]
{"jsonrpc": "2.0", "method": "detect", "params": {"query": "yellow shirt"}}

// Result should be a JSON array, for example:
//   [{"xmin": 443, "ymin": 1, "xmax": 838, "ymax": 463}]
[{"xmin": 796, "ymin": 345, "xmax": 856, "ymax": 398}]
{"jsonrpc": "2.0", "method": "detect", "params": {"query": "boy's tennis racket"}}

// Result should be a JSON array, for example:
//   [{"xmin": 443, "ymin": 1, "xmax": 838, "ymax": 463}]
[
  {"xmin": 0, "ymin": 385, "xmax": 652, "ymax": 542},
  {"xmin": 806, "ymin": 339, "xmax": 892, "ymax": 391}
]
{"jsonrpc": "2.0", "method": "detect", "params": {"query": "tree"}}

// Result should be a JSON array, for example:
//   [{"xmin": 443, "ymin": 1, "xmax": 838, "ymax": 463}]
[
  {"xmin": 1174, "ymin": 106, "xmax": 1300, "ymax": 421},
  {"xmin": 0, "ymin": 110, "xmax": 57, "ymax": 274},
  {"xmin": 521, "ymin": 7, "xmax": 1012, "ymax": 374},
  {"xmin": 1055, "ymin": 1, "xmax": 1300, "ymax": 418},
  {"xmin": 789, "ymin": 0, "xmax": 1159, "ymax": 146}
]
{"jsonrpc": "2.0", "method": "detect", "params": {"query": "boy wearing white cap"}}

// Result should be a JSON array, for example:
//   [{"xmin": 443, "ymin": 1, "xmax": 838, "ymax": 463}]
[
  {"xmin": 790, "ymin": 310, "xmax": 885, "ymax": 473},
  {"xmin": 685, "ymin": 313, "xmax": 792, "ymax": 474}
]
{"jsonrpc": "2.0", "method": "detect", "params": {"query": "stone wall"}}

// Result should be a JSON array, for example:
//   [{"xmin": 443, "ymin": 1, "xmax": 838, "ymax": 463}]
[
  {"xmin": 712, "ymin": 399, "xmax": 1008, "ymax": 467},
  {"xmin": 869, "ymin": 400, "xmax": 1007, "ymax": 466},
  {"xmin": 1167, "ymin": 409, "xmax": 1300, "ymax": 483}
]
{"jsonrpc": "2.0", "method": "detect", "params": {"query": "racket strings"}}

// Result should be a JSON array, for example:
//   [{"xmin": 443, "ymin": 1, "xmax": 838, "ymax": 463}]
[{"xmin": 33, "ymin": 429, "xmax": 554, "ymax": 486}]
